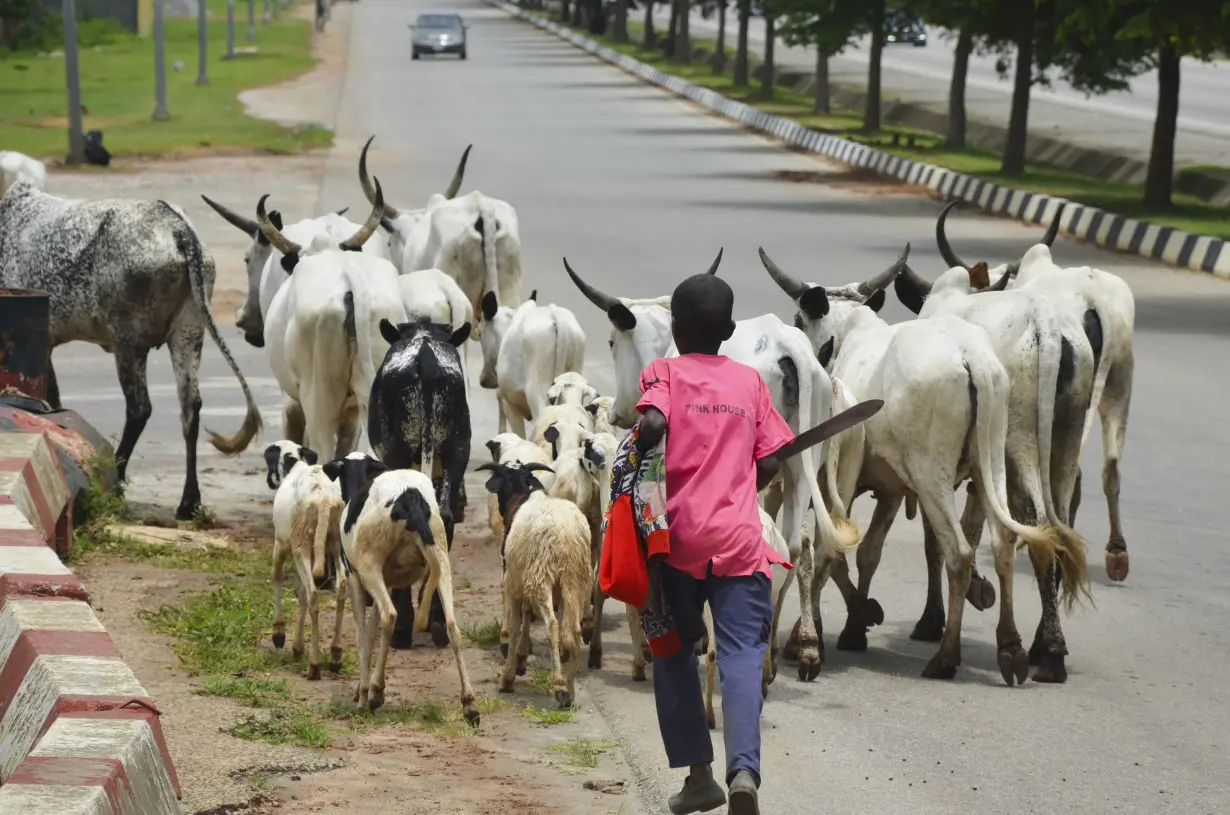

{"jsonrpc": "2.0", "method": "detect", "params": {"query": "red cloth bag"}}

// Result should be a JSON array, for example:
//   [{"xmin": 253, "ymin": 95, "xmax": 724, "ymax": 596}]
[{"xmin": 598, "ymin": 493, "xmax": 649, "ymax": 608}]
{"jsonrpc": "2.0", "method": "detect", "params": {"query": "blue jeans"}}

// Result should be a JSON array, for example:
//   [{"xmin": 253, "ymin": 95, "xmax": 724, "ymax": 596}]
[{"xmin": 652, "ymin": 564, "xmax": 773, "ymax": 787}]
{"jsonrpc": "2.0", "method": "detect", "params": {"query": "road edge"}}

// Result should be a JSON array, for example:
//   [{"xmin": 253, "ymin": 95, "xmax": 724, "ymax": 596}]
[
  {"xmin": 490, "ymin": 1, "xmax": 1230, "ymax": 281},
  {"xmin": 0, "ymin": 426, "xmax": 181, "ymax": 814}
]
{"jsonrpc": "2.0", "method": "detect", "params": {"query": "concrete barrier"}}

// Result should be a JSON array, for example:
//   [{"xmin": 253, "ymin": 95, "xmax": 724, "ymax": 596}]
[
  {"xmin": 494, "ymin": 1, "xmax": 1230, "ymax": 280},
  {"xmin": 0, "ymin": 420, "xmax": 180, "ymax": 813}
]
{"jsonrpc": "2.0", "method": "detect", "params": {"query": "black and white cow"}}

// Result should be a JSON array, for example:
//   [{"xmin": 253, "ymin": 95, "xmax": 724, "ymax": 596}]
[
  {"xmin": 0, "ymin": 181, "xmax": 262, "ymax": 520},
  {"xmin": 369, "ymin": 316, "xmax": 472, "ymax": 650}
]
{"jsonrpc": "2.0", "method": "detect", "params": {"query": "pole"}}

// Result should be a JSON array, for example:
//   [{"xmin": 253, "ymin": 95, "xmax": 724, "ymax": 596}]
[
  {"xmin": 247, "ymin": 0, "xmax": 255, "ymax": 40},
  {"xmin": 196, "ymin": 0, "xmax": 209, "ymax": 85},
  {"xmin": 225, "ymin": 0, "xmax": 236, "ymax": 59},
  {"xmin": 61, "ymin": 0, "xmax": 86, "ymax": 164},
  {"xmin": 152, "ymin": 0, "xmax": 170, "ymax": 120},
  {"xmin": 263, "ymin": 0, "xmax": 269, "ymax": 23}
]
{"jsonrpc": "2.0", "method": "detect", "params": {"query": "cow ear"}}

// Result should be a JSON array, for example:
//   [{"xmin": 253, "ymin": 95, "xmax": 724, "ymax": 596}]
[
  {"xmin": 817, "ymin": 337, "xmax": 835, "ymax": 368},
  {"xmin": 608, "ymin": 303, "xmax": 637, "ymax": 333},
  {"xmin": 798, "ymin": 286, "xmax": 829, "ymax": 320},
  {"xmin": 529, "ymin": 289, "xmax": 538, "ymax": 302},
  {"xmin": 864, "ymin": 289, "xmax": 887, "ymax": 313},
  {"xmin": 380, "ymin": 217, "xmax": 396, "ymax": 234},
  {"xmin": 544, "ymin": 424, "xmax": 560, "ymax": 444},
  {"xmin": 280, "ymin": 252, "xmax": 299, "ymax": 273},
  {"xmin": 968, "ymin": 261, "xmax": 990, "ymax": 290},
  {"xmin": 893, "ymin": 273, "xmax": 926, "ymax": 314},
  {"xmin": 379, "ymin": 319, "xmax": 400, "ymax": 345},
  {"xmin": 269, "ymin": 210, "xmax": 284, "ymax": 231},
  {"xmin": 300, "ymin": 447, "xmax": 319, "ymax": 466},
  {"xmin": 322, "ymin": 459, "xmax": 343, "ymax": 482},
  {"xmin": 481, "ymin": 292, "xmax": 498, "ymax": 321},
  {"xmin": 450, "ymin": 322, "xmax": 471, "ymax": 347}
]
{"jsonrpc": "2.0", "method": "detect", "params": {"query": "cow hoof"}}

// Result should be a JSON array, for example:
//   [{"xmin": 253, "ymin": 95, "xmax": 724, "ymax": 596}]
[
  {"xmin": 500, "ymin": 642, "xmax": 509, "ymax": 659},
  {"xmin": 859, "ymin": 597, "xmax": 885, "ymax": 626},
  {"xmin": 997, "ymin": 643, "xmax": 1029, "ymax": 687},
  {"xmin": 368, "ymin": 692, "xmax": 385, "ymax": 712},
  {"xmin": 909, "ymin": 610, "xmax": 945, "ymax": 643},
  {"xmin": 272, "ymin": 633, "xmax": 285, "ymax": 649},
  {"xmin": 554, "ymin": 689, "xmax": 573, "ymax": 709},
  {"xmin": 1105, "ymin": 550, "xmax": 1130, "ymax": 582},
  {"xmin": 782, "ymin": 637, "xmax": 800, "ymax": 664},
  {"xmin": 706, "ymin": 710, "xmax": 716, "ymax": 731},
  {"xmin": 836, "ymin": 626, "xmax": 868, "ymax": 652},
  {"xmin": 966, "ymin": 575, "xmax": 997, "ymax": 610},
  {"xmin": 307, "ymin": 663, "xmax": 321, "ymax": 681},
  {"xmin": 463, "ymin": 706, "xmax": 481, "ymax": 726},
  {"xmin": 391, "ymin": 631, "xmax": 414, "ymax": 650},
  {"xmin": 292, "ymin": 646, "xmax": 304, "ymax": 661},
  {"xmin": 1031, "ymin": 653, "xmax": 1068, "ymax": 684},
  {"xmin": 516, "ymin": 664, "xmax": 527, "ymax": 676},
  {"xmin": 921, "ymin": 653, "xmax": 958, "ymax": 680},
  {"xmin": 761, "ymin": 680, "xmax": 770, "ymax": 700},
  {"xmin": 329, "ymin": 661, "xmax": 343, "ymax": 675},
  {"xmin": 632, "ymin": 664, "xmax": 646, "ymax": 682},
  {"xmin": 498, "ymin": 680, "xmax": 515, "ymax": 693},
  {"xmin": 796, "ymin": 643, "xmax": 821, "ymax": 682},
  {"xmin": 588, "ymin": 649, "xmax": 602, "ymax": 670},
  {"xmin": 581, "ymin": 623, "xmax": 594, "ymax": 645},
  {"xmin": 430, "ymin": 621, "xmax": 450, "ymax": 648}
]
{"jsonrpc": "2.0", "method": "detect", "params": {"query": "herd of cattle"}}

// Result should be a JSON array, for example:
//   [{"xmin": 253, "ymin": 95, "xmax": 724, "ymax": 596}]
[{"xmin": 0, "ymin": 138, "xmax": 1135, "ymax": 723}]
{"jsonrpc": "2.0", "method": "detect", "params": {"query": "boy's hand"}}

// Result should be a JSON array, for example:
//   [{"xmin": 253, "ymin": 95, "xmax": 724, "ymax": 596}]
[
  {"xmin": 755, "ymin": 454, "xmax": 780, "ymax": 491},
  {"xmin": 637, "ymin": 407, "xmax": 667, "ymax": 453}
]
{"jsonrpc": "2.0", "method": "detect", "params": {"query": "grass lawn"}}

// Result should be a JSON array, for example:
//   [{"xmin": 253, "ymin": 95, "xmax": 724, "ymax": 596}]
[
  {"xmin": 541, "ymin": 12, "xmax": 1230, "ymax": 240},
  {"xmin": 0, "ymin": 0, "xmax": 331, "ymax": 161}
]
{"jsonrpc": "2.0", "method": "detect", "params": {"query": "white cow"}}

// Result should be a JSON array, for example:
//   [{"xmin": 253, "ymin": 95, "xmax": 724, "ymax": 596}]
[
  {"xmin": 257, "ymin": 180, "xmax": 408, "ymax": 460},
  {"xmin": 479, "ymin": 292, "xmax": 588, "ymax": 437},
  {"xmin": 938, "ymin": 201, "xmax": 1137, "ymax": 583},
  {"xmin": 894, "ymin": 254, "xmax": 1095, "ymax": 685},
  {"xmin": 0, "ymin": 151, "xmax": 46, "ymax": 198},
  {"xmin": 564, "ymin": 251, "xmax": 861, "ymax": 682},
  {"xmin": 760, "ymin": 244, "xmax": 1076, "ymax": 685}
]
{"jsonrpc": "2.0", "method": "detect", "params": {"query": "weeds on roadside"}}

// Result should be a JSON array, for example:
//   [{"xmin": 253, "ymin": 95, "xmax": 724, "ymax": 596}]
[
  {"xmin": 545, "ymin": 739, "xmax": 619, "ymax": 770},
  {"xmin": 523, "ymin": 705, "xmax": 577, "ymax": 725},
  {"xmin": 229, "ymin": 708, "xmax": 330, "ymax": 749},
  {"xmin": 322, "ymin": 693, "xmax": 507, "ymax": 736},
  {"xmin": 527, "ymin": 665, "xmax": 553, "ymax": 694},
  {"xmin": 461, "ymin": 618, "xmax": 502, "ymax": 647}
]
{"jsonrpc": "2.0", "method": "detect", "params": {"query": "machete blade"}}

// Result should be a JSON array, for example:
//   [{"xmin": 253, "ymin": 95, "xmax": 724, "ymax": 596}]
[{"xmin": 773, "ymin": 399, "xmax": 884, "ymax": 461}]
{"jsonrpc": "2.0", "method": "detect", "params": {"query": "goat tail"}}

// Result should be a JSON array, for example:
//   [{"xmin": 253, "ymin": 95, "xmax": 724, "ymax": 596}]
[{"xmin": 164, "ymin": 202, "xmax": 262, "ymax": 456}]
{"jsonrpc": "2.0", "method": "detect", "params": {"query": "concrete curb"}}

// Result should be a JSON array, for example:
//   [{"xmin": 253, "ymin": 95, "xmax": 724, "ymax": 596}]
[
  {"xmin": 493, "ymin": 1, "xmax": 1230, "ymax": 280},
  {"xmin": 0, "ymin": 429, "xmax": 181, "ymax": 814}
]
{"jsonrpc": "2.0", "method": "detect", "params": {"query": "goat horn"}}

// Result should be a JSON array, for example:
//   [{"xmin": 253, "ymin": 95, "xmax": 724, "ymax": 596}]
[
  {"xmin": 256, "ymin": 194, "xmax": 302, "ymax": 256},
  {"xmin": 201, "ymin": 195, "xmax": 258, "ymax": 238},
  {"xmin": 444, "ymin": 144, "xmax": 472, "ymax": 199},
  {"xmin": 475, "ymin": 463, "xmax": 497, "ymax": 473},
  {"xmin": 704, "ymin": 247, "xmax": 724, "ymax": 276},
  {"xmin": 523, "ymin": 463, "xmax": 556, "ymax": 474},
  {"xmin": 340, "ymin": 176, "xmax": 385, "ymax": 250},
  {"xmin": 563, "ymin": 257, "xmax": 620, "ymax": 312},
  {"xmin": 858, "ymin": 242, "xmax": 912, "ymax": 296},
  {"xmin": 936, "ymin": 200, "xmax": 971, "ymax": 271},
  {"xmin": 358, "ymin": 136, "xmax": 400, "ymax": 219},
  {"xmin": 758, "ymin": 247, "xmax": 809, "ymax": 300}
]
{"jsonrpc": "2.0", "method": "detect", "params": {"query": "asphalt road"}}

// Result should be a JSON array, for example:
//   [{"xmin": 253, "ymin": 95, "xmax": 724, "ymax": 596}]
[
  {"xmin": 671, "ymin": 9, "xmax": 1230, "ymax": 169},
  {"xmin": 50, "ymin": 1, "xmax": 1230, "ymax": 812}
]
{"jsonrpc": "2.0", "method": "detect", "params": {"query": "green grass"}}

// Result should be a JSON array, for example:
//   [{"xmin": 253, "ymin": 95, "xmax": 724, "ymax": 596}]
[
  {"xmin": 545, "ymin": 738, "xmax": 619, "ymax": 770},
  {"xmin": 0, "ymin": 0, "xmax": 331, "ymax": 160},
  {"xmin": 524, "ymin": 705, "xmax": 577, "ymax": 725},
  {"xmin": 527, "ymin": 664, "xmax": 553, "ymax": 695},
  {"xmin": 543, "ymin": 12, "xmax": 1230, "ymax": 240},
  {"xmin": 461, "ymin": 618, "xmax": 502, "ymax": 647}
]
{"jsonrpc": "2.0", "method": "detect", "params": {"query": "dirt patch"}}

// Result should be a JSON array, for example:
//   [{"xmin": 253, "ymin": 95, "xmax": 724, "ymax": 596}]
[{"xmin": 770, "ymin": 167, "xmax": 918, "ymax": 196}]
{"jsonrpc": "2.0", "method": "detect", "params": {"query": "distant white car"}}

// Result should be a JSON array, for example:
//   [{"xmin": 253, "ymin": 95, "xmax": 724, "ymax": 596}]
[{"xmin": 0, "ymin": 151, "xmax": 46, "ymax": 198}]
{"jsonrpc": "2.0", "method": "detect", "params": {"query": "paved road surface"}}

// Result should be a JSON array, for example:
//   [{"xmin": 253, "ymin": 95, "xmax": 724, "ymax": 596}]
[
  {"xmin": 51, "ymin": 1, "xmax": 1230, "ymax": 812},
  {"xmin": 671, "ymin": 9, "xmax": 1230, "ymax": 169}
]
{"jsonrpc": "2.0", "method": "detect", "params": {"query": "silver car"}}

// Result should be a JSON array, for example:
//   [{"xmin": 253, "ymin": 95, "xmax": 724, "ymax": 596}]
[{"xmin": 410, "ymin": 13, "xmax": 468, "ymax": 60}]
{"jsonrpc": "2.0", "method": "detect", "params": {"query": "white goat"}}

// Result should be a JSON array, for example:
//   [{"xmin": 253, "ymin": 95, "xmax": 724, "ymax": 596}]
[
  {"xmin": 584, "ymin": 395, "xmax": 618, "ymax": 436},
  {"xmin": 484, "ymin": 432, "xmax": 555, "ymax": 542}
]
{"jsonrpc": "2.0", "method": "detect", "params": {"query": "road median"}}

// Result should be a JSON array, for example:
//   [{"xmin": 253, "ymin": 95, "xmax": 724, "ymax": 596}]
[{"xmin": 494, "ymin": 2, "xmax": 1229, "ymax": 279}]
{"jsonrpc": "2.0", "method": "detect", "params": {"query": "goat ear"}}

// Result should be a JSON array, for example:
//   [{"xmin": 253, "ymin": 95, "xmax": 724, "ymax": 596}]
[
  {"xmin": 864, "ymin": 289, "xmax": 887, "ymax": 313},
  {"xmin": 483, "ymin": 474, "xmax": 503, "ymax": 495},
  {"xmin": 299, "ymin": 447, "xmax": 319, "ymax": 466},
  {"xmin": 544, "ymin": 424, "xmax": 560, "ymax": 444},
  {"xmin": 585, "ymin": 402, "xmax": 600, "ymax": 416},
  {"xmin": 485, "ymin": 439, "xmax": 502, "ymax": 460},
  {"xmin": 365, "ymin": 459, "xmax": 390, "ymax": 478},
  {"xmin": 379, "ymin": 318, "xmax": 400, "ymax": 345},
  {"xmin": 529, "ymin": 289, "xmax": 538, "ymax": 301},
  {"xmin": 322, "ymin": 459, "xmax": 343, "ymax": 482},
  {"xmin": 450, "ymin": 322, "xmax": 471, "ymax": 348},
  {"xmin": 608, "ymin": 303, "xmax": 637, "ymax": 333},
  {"xmin": 481, "ymin": 292, "xmax": 498, "ymax": 321},
  {"xmin": 798, "ymin": 286, "xmax": 829, "ymax": 320}
]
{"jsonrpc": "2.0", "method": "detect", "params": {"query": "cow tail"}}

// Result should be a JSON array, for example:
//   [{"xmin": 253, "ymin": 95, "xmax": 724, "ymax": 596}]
[
  {"xmin": 343, "ymin": 267, "xmax": 378, "ymax": 447},
  {"xmin": 1078, "ymin": 301, "xmax": 1111, "ymax": 453},
  {"xmin": 163, "ymin": 202, "xmax": 262, "ymax": 456},
  {"xmin": 480, "ymin": 203, "xmax": 500, "ymax": 314},
  {"xmin": 1034, "ymin": 319, "xmax": 1062, "ymax": 529},
  {"xmin": 798, "ymin": 361, "xmax": 860, "ymax": 561}
]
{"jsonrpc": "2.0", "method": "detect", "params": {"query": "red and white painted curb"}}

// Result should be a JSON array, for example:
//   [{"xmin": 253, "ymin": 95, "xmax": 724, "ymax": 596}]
[{"xmin": 0, "ymin": 430, "xmax": 181, "ymax": 813}]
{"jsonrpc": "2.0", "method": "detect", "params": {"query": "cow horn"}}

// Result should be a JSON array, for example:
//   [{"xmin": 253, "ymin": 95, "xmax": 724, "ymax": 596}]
[
  {"xmin": 986, "ymin": 269, "xmax": 1013, "ymax": 291},
  {"xmin": 201, "ymin": 195, "xmax": 258, "ymax": 238},
  {"xmin": 1042, "ymin": 202, "xmax": 1066, "ymax": 247},
  {"xmin": 899, "ymin": 262, "xmax": 934, "ymax": 296},
  {"xmin": 335, "ymin": 206, "xmax": 349, "ymax": 217},
  {"xmin": 704, "ymin": 247, "xmax": 724, "ymax": 276},
  {"xmin": 563, "ymin": 257, "xmax": 621, "ymax": 312},
  {"xmin": 936, "ymin": 200, "xmax": 971, "ymax": 271},
  {"xmin": 857, "ymin": 242, "xmax": 912, "ymax": 296},
  {"xmin": 444, "ymin": 144, "xmax": 472, "ymax": 199},
  {"xmin": 757, "ymin": 247, "xmax": 809, "ymax": 300},
  {"xmin": 358, "ymin": 135, "xmax": 400, "ymax": 219},
  {"xmin": 256, "ymin": 194, "xmax": 302, "ymax": 256},
  {"xmin": 340, "ymin": 176, "xmax": 385, "ymax": 250}
]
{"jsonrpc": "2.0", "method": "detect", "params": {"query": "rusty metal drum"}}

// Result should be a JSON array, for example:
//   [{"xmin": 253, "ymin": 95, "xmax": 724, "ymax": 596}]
[{"xmin": 0, "ymin": 288, "xmax": 52, "ymax": 401}]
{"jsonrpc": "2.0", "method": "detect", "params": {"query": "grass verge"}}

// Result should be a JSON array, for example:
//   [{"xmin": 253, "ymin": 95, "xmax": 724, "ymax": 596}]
[
  {"xmin": 0, "ymin": 0, "xmax": 331, "ymax": 160},
  {"xmin": 540, "ymin": 12, "xmax": 1230, "ymax": 240},
  {"xmin": 545, "ymin": 738, "xmax": 619, "ymax": 770}
]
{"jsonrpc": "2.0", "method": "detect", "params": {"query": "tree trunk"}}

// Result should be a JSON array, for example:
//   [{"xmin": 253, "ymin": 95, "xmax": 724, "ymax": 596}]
[
  {"xmin": 711, "ymin": 0, "xmax": 727, "ymax": 73},
  {"xmin": 862, "ymin": 0, "xmax": 884, "ymax": 132},
  {"xmin": 1144, "ymin": 42, "xmax": 1180, "ymax": 208},
  {"xmin": 678, "ymin": 0, "xmax": 690, "ymax": 62},
  {"xmin": 1000, "ymin": 10, "xmax": 1034, "ymax": 176},
  {"xmin": 759, "ymin": 12, "xmax": 775, "ymax": 99},
  {"xmin": 947, "ymin": 28, "xmax": 972, "ymax": 147},
  {"xmin": 643, "ymin": 0, "xmax": 656, "ymax": 48},
  {"xmin": 734, "ymin": 0, "xmax": 750, "ymax": 86},
  {"xmin": 666, "ymin": 0, "xmax": 679, "ymax": 56},
  {"xmin": 613, "ymin": 0, "xmax": 628, "ymax": 42},
  {"xmin": 571, "ymin": 0, "xmax": 583, "ymax": 27},
  {"xmin": 558, "ymin": 0, "xmax": 570, "ymax": 23},
  {"xmin": 813, "ymin": 43, "xmax": 829, "ymax": 114}
]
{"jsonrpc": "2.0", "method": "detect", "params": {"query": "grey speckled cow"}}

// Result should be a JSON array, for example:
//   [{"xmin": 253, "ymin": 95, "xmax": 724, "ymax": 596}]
[{"xmin": 0, "ymin": 181, "xmax": 263, "ymax": 520}]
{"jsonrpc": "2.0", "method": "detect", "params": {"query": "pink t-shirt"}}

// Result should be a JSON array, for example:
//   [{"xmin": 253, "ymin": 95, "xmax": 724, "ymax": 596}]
[{"xmin": 636, "ymin": 354, "xmax": 795, "ymax": 580}]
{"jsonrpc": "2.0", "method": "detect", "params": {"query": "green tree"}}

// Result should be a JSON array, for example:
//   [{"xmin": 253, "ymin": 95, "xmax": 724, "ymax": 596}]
[{"xmin": 775, "ymin": 0, "xmax": 865, "ymax": 114}]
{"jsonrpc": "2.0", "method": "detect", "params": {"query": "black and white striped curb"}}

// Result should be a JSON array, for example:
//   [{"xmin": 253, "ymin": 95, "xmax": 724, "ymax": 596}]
[{"xmin": 490, "ymin": 0, "xmax": 1230, "ymax": 279}]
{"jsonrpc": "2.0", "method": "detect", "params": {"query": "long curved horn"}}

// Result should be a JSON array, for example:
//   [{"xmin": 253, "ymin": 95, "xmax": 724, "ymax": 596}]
[
  {"xmin": 757, "ymin": 247, "xmax": 809, "ymax": 299},
  {"xmin": 475, "ymin": 463, "xmax": 497, "ymax": 473},
  {"xmin": 523, "ymin": 463, "xmax": 556, "ymax": 475},
  {"xmin": 704, "ymin": 247, "xmax": 724, "ymax": 276},
  {"xmin": 358, "ymin": 135, "xmax": 400, "ymax": 219},
  {"xmin": 256, "ymin": 194, "xmax": 302, "ymax": 256},
  {"xmin": 201, "ymin": 195, "xmax": 258, "ymax": 238},
  {"xmin": 1042, "ymin": 201, "xmax": 1066, "ymax": 247},
  {"xmin": 899, "ymin": 262, "xmax": 934, "ymax": 296},
  {"xmin": 936, "ymin": 200, "xmax": 971, "ymax": 271},
  {"xmin": 340, "ymin": 176, "xmax": 385, "ymax": 250},
  {"xmin": 857, "ymin": 242, "xmax": 912, "ymax": 296},
  {"xmin": 563, "ymin": 257, "xmax": 621, "ymax": 312},
  {"xmin": 443, "ymin": 144, "xmax": 472, "ymax": 199}
]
